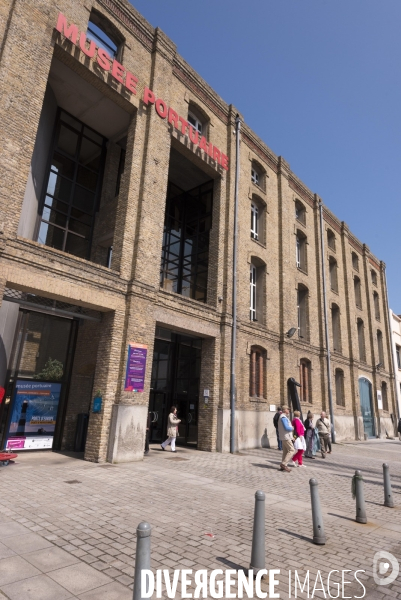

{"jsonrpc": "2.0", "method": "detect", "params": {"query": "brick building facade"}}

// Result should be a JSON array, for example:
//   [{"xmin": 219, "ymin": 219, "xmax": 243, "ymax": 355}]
[{"xmin": 0, "ymin": 0, "xmax": 397, "ymax": 462}]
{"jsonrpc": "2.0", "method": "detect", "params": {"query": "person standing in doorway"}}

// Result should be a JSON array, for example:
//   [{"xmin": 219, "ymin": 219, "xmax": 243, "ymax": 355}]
[
  {"xmin": 304, "ymin": 411, "xmax": 316, "ymax": 459},
  {"xmin": 273, "ymin": 406, "xmax": 283, "ymax": 451},
  {"xmin": 316, "ymin": 411, "xmax": 331, "ymax": 458},
  {"xmin": 161, "ymin": 406, "xmax": 181, "ymax": 453},
  {"xmin": 278, "ymin": 405, "xmax": 295, "ymax": 472}
]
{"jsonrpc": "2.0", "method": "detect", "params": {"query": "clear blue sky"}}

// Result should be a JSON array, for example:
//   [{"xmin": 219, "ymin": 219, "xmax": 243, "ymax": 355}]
[{"xmin": 130, "ymin": 0, "xmax": 401, "ymax": 311}]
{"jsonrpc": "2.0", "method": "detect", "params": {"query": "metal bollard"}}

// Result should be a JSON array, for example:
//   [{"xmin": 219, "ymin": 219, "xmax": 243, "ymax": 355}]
[
  {"xmin": 249, "ymin": 490, "xmax": 266, "ymax": 575},
  {"xmin": 309, "ymin": 479, "xmax": 326, "ymax": 545},
  {"xmin": 133, "ymin": 522, "xmax": 152, "ymax": 600},
  {"xmin": 383, "ymin": 463, "xmax": 394, "ymax": 508},
  {"xmin": 354, "ymin": 470, "xmax": 367, "ymax": 524}
]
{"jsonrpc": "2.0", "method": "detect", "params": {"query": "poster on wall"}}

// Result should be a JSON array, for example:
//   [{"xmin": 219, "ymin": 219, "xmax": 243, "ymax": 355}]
[
  {"xmin": 6, "ymin": 380, "xmax": 62, "ymax": 450},
  {"xmin": 124, "ymin": 343, "xmax": 148, "ymax": 392}
]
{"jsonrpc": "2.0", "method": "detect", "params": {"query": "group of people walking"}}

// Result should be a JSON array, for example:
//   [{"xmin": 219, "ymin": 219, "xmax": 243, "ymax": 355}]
[{"xmin": 273, "ymin": 406, "xmax": 332, "ymax": 472}]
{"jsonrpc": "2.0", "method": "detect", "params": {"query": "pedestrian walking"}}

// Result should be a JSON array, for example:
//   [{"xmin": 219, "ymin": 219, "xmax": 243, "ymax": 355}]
[
  {"xmin": 273, "ymin": 406, "xmax": 283, "ymax": 451},
  {"xmin": 277, "ymin": 405, "xmax": 295, "ymax": 472},
  {"xmin": 292, "ymin": 411, "xmax": 306, "ymax": 467},
  {"xmin": 304, "ymin": 411, "xmax": 316, "ymax": 459},
  {"xmin": 161, "ymin": 406, "xmax": 181, "ymax": 452},
  {"xmin": 398, "ymin": 417, "xmax": 401, "ymax": 441},
  {"xmin": 316, "ymin": 411, "xmax": 331, "ymax": 458}
]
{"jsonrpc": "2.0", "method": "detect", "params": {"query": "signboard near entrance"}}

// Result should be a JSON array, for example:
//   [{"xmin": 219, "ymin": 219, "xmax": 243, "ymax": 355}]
[
  {"xmin": 124, "ymin": 343, "xmax": 148, "ymax": 392},
  {"xmin": 6, "ymin": 380, "xmax": 62, "ymax": 450}
]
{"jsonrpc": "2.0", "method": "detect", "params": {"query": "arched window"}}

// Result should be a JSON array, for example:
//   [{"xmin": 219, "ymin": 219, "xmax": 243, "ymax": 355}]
[
  {"xmin": 295, "ymin": 200, "xmax": 306, "ymax": 225},
  {"xmin": 381, "ymin": 382, "xmax": 388, "ymax": 412},
  {"xmin": 250, "ymin": 347, "xmax": 266, "ymax": 398},
  {"xmin": 250, "ymin": 196, "xmax": 266, "ymax": 244},
  {"xmin": 299, "ymin": 359, "xmax": 312, "ymax": 403},
  {"xmin": 250, "ymin": 263, "xmax": 257, "ymax": 321},
  {"xmin": 297, "ymin": 285, "xmax": 309, "ymax": 340},
  {"xmin": 354, "ymin": 276, "xmax": 362, "ymax": 308},
  {"xmin": 296, "ymin": 230, "xmax": 307, "ymax": 272},
  {"xmin": 335, "ymin": 369, "xmax": 345, "ymax": 407},
  {"xmin": 249, "ymin": 258, "xmax": 265, "ymax": 323},
  {"xmin": 251, "ymin": 161, "xmax": 266, "ymax": 191},
  {"xmin": 373, "ymin": 291, "xmax": 380, "ymax": 321},
  {"xmin": 371, "ymin": 269, "xmax": 377, "ymax": 286},
  {"xmin": 357, "ymin": 318, "xmax": 366, "ymax": 362},
  {"xmin": 329, "ymin": 256, "xmax": 338, "ymax": 292},
  {"xmin": 188, "ymin": 111, "xmax": 203, "ymax": 136},
  {"xmin": 87, "ymin": 13, "xmax": 122, "ymax": 59},
  {"xmin": 331, "ymin": 303, "xmax": 341, "ymax": 352},
  {"xmin": 351, "ymin": 252, "xmax": 359, "ymax": 271},
  {"xmin": 377, "ymin": 330, "xmax": 384, "ymax": 366},
  {"xmin": 327, "ymin": 229, "xmax": 336, "ymax": 251}
]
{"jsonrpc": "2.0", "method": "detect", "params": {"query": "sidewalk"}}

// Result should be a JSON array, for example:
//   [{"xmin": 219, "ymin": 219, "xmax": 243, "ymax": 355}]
[{"xmin": 0, "ymin": 439, "xmax": 400, "ymax": 599}]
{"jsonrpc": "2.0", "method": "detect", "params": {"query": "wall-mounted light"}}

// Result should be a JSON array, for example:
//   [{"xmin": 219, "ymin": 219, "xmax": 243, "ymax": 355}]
[
  {"xmin": 376, "ymin": 362, "xmax": 383, "ymax": 370},
  {"xmin": 287, "ymin": 327, "xmax": 297, "ymax": 338}
]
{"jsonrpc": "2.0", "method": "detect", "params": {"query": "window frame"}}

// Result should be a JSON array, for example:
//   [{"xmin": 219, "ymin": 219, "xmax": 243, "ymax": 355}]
[
  {"xmin": 299, "ymin": 359, "xmax": 312, "ymax": 403},
  {"xmin": 250, "ymin": 263, "xmax": 257, "ymax": 321},
  {"xmin": 188, "ymin": 111, "xmax": 203, "ymax": 135},
  {"xmin": 357, "ymin": 318, "xmax": 366, "ymax": 362},
  {"xmin": 327, "ymin": 229, "xmax": 336, "ymax": 251},
  {"xmin": 250, "ymin": 347, "xmax": 266, "ymax": 399},
  {"xmin": 329, "ymin": 256, "xmax": 338, "ymax": 293},
  {"xmin": 251, "ymin": 203, "xmax": 259, "ymax": 240},
  {"xmin": 295, "ymin": 200, "xmax": 306, "ymax": 225},
  {"xmin": 335, "ymin": 369, "xmax": 345, "ymax": 407}
]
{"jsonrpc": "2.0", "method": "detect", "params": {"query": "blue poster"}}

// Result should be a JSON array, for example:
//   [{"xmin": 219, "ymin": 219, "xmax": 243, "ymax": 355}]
[{"xmin": 7, "ymin": 380, "xmax": 62, "ymax": 450}]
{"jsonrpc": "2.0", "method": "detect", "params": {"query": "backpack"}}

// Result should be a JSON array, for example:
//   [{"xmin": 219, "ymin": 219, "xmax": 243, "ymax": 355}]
[{"xmin": 273, "ymin": 412, "xmax": 280, "ymax": 429}]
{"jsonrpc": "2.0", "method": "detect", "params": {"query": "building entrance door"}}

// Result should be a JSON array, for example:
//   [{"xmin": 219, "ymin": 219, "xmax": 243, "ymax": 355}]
[
  {"xmin": 149, "ymin": 328, "xmax": 201, "ymax": 447},
  {"xmin": 359, "ymin": 377, "xmax": 375, "ymax": 438}
]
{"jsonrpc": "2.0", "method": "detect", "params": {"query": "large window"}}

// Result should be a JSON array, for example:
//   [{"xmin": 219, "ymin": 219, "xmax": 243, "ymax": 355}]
[
  {"xmin": 297, "ymin": 285, "xmax": 309, "ymax": 340},
  {"xmin": 160, "ymin": 181, "xmax": 213, "ymax": 303},
  {"xmin": 357, "ymin": 318, "xmax": 366, "ymax": 362},
  {"xmin": 331, "ymin": 303, "xmax": 341, "ymax": 352},
  {"xmin": 296, "ymin": 231, "xmax": 307, "ymax": 272},
  {"xmin": 37, "ymin": 110, "xmax": 106, "ymax": 260},
  {"xmin": 250, "ymin": 347, "xmax": 265, "ymax": 398},
  {"xmin": 299, "ymin": 359, "xmax": 312, "ymax": 403},
  {"xmin": 335, "ymin": 369, "xmax": 345, "ymax": 407},
  {"xmin": 329, "ymin": 257, "xmax": 338, "ymax": 292}
]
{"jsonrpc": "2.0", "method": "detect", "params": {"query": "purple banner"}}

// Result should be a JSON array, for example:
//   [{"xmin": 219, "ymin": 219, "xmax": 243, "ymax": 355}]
[{"xmin": 124, "ymin": 343, "xmax": 148, "ymax": 392}]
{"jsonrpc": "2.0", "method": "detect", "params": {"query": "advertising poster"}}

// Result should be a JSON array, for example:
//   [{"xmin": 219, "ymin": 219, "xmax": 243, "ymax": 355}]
[
  {"xmin": 6, "ymin": 380, "xmax": 62, "ymax": 450},
  {"xmin": 124, "ymin": 343, "xmax": 148, "ymax": 392}
]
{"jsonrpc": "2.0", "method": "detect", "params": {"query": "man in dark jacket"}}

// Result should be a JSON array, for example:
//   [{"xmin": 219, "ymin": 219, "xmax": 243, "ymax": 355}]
[{"xmin": 273, "ymin": 407, "xmax": 282, "ymax": 450}]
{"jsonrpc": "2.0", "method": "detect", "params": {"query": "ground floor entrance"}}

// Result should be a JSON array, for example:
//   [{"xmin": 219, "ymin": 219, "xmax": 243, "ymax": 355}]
[
  {"xmin": 359, "ymin": 377, "xmax": 375, "ymax": 438},
  {"xmin": 148, "ymin": 327, "xmax": 201, "ymax": 447}
]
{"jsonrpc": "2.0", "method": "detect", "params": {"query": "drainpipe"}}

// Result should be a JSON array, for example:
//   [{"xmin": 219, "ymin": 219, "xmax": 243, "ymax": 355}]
[
  {"xmin": 319, "ymin": 200, "xmax": 335, "ymax": 443},
  {"xmin": 230, "ymin": 114, "xmax": 241, "ymax": 454}
]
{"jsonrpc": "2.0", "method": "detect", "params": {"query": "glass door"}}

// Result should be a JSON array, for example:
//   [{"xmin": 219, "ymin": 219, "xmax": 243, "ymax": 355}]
[{"xmin": 148, "ymin": 391, "xmax": 167, "ymax": 443}]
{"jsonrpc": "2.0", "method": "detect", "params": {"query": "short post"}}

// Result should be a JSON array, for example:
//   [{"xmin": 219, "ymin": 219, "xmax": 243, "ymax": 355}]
[
  {"xmin": 309, "ymin": 479, "xmax": 326, "ymax": 545},
  {"xmin": 249, "ymin": 490, "xmax": 265, "ymax": 576},
  {"xmin": 383, "ymin": 463, "xmax": 394, "ymax": 508},
  {"xmin": 354, "ymin": 470, "xmax": 367, "ymax": 524},
  {"xmin": 133, "ymin": 522, "xmax": 151, "ymax": 600}
]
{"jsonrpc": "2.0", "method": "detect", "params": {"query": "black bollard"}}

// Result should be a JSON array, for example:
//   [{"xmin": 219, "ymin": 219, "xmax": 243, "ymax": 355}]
[
  {"xmin": 309, "ymin": 479, "xmax": 326, "ymax": 545},
  {"xmin": 133, "ymin": 522, "xmax": 151, "ymax": 600},
  {"xmin": 353, "ymin": 470, "xmax": 367, "ymax": 524},
  {"xmin": 383, "ymin": 463, "xmax": 395, "ymax": 508},
  {"xmin": 249, "ymin": 490, "xmax": 266, "ymax": 576}
]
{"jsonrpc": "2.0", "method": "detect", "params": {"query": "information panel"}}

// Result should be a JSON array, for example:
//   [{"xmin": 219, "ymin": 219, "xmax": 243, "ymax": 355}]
[
  {"xmin": 6, "ymin": 380, "xmax": 62, "ymax": 450},
  {"xmin": 124, "ymin": 343, "xmax": 148, "ymax": 392}
]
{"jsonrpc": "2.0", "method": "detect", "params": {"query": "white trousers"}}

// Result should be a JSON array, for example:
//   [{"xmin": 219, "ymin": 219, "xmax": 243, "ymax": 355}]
[{"xmin": 162, "ymin": 436, "xmax": 176, "ymax": 451}]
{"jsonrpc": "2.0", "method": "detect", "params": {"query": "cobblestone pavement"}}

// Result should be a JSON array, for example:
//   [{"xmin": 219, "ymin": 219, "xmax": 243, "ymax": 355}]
[{"xmin": 0, "ymin": 439, "xmax": 400, "ymax": 599}]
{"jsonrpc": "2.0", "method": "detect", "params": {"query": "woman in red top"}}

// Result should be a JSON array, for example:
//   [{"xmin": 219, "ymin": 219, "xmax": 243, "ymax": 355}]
[{"xmin": 292, "ymin": 411, "xmax": 306, "ymax": 467}]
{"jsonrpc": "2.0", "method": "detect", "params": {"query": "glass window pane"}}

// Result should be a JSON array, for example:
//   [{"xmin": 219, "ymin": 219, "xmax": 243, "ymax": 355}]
[
  {"xmin": 44, "ymin": 196, "xmax": 69, "ymax": 214},
  {"xmin": 37, "ymin": 221, "xmax": 64, "ymax": 251},
  {"xmin": 68, "ymin": 217, "xmax": 91, "ymax": 238},
  {"xmin": 65, "ymin": 233, "xmax": 89, "ymax": 259},
  {"xmin": 47, "ymin": 174, "xmax": 73, "ymax": 203},
  {"xmin": 80, "ymin": 137, "xmax": 101, "ymax": 171},
  {"xmin": 76, "ymin": 165, "xmax": 98, "ymax": 192},
  {"xmin": 72, "ymin": 186, "xmax": 95, "ymax": 213},
  {"xmin": 57, "ymin": 125, "xmax": 79, "ymax": 158},
  {"xmin": 60, "ymin": 112, "xmax": 81, "ymax": 131},
  {"xmin": 83, "ymin": 127, "xmax": 103, "ymax": 145},
  {"xmin": 86, "ymin": 22, "xmax": 118, "ymax": 58},
  {"xmin": 42, "ymin": 207, "xmax": 67, "ymax": 228},
  {"xmin": 51, "ymin": 153, "xmax": 75, "ymax": 180},
  {"xmin": 70, "ymin": 208, "xmax": 92, "ymax": 225}
]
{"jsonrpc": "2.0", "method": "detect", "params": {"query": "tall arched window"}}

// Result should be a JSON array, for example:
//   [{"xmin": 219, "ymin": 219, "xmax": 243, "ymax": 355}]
[
  {"xmin": 329, "ymin": 256, "xmax": 338, "ymax": 292},
  {"xmin": 351, "ymin": 252, "xmax": 359, "ymax": 271},
  {"xmin": 373, "ymin": 291, "xmax": 380, "ymax": 321},
  {"xmin": 250, "ymin": 347, "xmax": 266, "ymax": 398},
  {"xmin": 331, "ymin": 303, "xmax": 341, "ymax": 352},
  {"xmin": 377, "ymin": 330, "xmax": 384, "ymax": 366},
  {"xmin": 357, "ymin": 318, "xmax": 366, "ymax": 362},
  {"xmin": 296, "ymin": 230, "xmax": 307, "ymax": 272},
  {"xmin": 250, "ymin": 264, "xmax": 257, "ymax": 321},
  {"xmin": 327, "ymin": 229, "xmax": 336, "ymax": 251},
  {"xmin": 354, "ymin": 276, "xmax": 362, "ymax": 308},
  {"xmin": 381, "ymin": 382, "xmax": 388, "ymax": 412},
  {"xmin": 87, "ymin": 13, "xmax": 122, "ymax": 59},
  {"xmin": 297, "ymin": 285, "xmax": 309, "ymax": 340},
  {"xmin": 250, "ymin": 195, "xmax": 266, "ymax": 244},
  {"xmin": 251, "ymin": 161, "xmax": 266, "ymax": 191},
  {"xmin": 295, "ymin": 199, "xmax": 306, "ymax": 225},
  {"xmin": 335, "ymin": 369, "xmax": 345, "ymax": 407},
  {"xmin": 299, "ymin": 359, "xmax": 312, "ymax": 403},
  {"xmin": 371, "ymin": 269, "xmax": 377, "ymax": 286}
]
